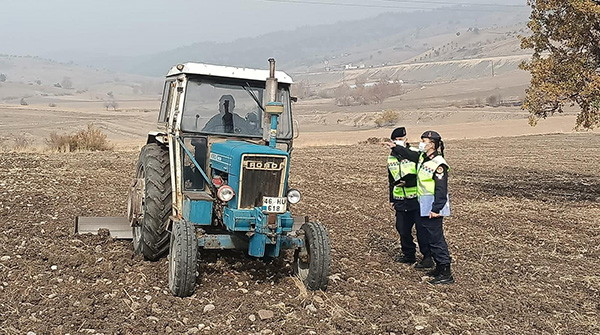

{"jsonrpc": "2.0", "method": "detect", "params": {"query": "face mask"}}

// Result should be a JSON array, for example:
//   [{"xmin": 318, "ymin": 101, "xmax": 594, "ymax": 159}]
[
  {"xmin": 393, "ymin": 140, "xmax": 405, "ymax": 147},
  {"xmin": 418, "ymin": 142, "xmax": 427, "ymax": 152}
]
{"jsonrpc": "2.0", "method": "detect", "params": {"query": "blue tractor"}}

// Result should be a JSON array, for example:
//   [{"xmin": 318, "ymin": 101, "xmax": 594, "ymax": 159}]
[{"xmin": 126, "ymin": 59, "xmax": 331, "ymax": 297}]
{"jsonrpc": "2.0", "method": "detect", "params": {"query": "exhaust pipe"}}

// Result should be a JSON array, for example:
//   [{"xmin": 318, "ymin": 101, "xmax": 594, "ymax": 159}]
[
  {"xmin": 264, "ymin": 58, "xmax": 283, "ymax": 148},
  {"xmin": 266, "ymin": 58, "xmax": 278, "ymax": 104},
  {"xmin": 269, "ymin": 58, "xmax": 276, "ymax": 78}
]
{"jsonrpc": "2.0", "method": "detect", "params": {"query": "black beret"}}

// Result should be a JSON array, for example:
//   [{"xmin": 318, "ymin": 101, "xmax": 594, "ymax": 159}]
[
  {"xmin": 390, "ymin": 127, "xmax": 406, "ymax": 139},
  {"xmin": 421, "ymin": 130, "xmax": 441, "ymax": 140}
]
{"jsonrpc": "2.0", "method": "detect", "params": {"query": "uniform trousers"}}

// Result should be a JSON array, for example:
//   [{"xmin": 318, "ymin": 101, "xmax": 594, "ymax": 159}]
[
  {"xmin": 416, "ymin": 215, "xmax": 451, "ymax": 265},
  {"xmin": 395, "ymin": 204, "xmax": 430, "ymax": 259}
]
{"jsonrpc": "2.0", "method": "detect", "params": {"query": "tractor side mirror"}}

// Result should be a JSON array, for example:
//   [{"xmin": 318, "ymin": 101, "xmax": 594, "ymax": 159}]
[{"xmin": 291, "ymin": 96, "xmax": 298, "ymax": 103}]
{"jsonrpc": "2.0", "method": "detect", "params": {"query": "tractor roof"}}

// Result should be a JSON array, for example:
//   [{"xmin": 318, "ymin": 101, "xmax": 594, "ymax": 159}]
[{"xmin": 167, "ymin": 62, "xmax": 294, "ymax": 84}]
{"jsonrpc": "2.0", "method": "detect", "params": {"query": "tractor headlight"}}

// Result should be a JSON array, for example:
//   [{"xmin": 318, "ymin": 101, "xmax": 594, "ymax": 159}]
[
  {"xmin": 217, "ymin": 185, "xmax": 235, "ymax": 202},
  {"xmin": 287, "ymin": 189, "xmax": 301, "ymax": 204}
]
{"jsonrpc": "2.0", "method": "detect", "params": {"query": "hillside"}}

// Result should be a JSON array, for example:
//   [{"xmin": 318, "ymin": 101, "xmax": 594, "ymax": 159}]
[
  {"xmin": 0, "ymin": 55, "xmax": 162, "ymax": 109},
  {"xmin": 58, "ymin": 7, "xmax": 530, "ymax": 77}
]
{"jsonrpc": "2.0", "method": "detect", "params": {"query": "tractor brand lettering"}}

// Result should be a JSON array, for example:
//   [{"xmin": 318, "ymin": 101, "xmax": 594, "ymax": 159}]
[{"xmin": 244, "ymin": 160, "xmax": 284, "ymax": 171}]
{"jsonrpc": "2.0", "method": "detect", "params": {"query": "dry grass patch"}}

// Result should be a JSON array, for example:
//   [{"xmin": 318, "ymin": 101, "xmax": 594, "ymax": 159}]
[{"xmin": 46, "ymin": 124, "xmax": 113, "ymax": 152}]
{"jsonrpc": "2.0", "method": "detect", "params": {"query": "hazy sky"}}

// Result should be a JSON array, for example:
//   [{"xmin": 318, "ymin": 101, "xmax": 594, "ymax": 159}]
[{"xmin": 0, "ymin": 0, "xmax": 527, "ymax": 57}]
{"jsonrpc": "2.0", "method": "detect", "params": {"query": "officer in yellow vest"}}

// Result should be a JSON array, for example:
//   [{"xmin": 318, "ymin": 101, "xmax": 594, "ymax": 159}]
[
  {"xmin": 386, "ymin": 127, "xmax": 432, "ymax": 268},
  {"xmin": 391, "ymin": 130, "xmax": 454, "ymax": 285}
]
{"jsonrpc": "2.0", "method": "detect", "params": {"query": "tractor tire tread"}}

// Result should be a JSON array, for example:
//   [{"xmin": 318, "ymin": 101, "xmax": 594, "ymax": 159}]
[
  {"xmin": 297, "ymin": 222, "xmax": 331, "ymax": 291},
  {"xmin": 168, "ymin": 220, "xmax": 198, "ymax": 297},
  {"xmin": 314, "ymin": 222, "xmax": 331, "ymax": 288},
  {"xmin": 137, "ymin": 143, "xmax": 172, "ymax": 261}
]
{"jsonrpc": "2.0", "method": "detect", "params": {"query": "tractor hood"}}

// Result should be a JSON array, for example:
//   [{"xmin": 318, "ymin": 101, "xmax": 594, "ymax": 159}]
[
  {"xmin": 210, "ymin": 141, "xmax": 291, "ymax": 210},
  {"xmin": 209, "ymin": 141, "xmax": 289, "ymax": 174}
]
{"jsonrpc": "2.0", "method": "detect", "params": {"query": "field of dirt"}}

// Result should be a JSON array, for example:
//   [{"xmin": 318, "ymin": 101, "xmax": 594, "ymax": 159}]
[{"xmin": 1, "ymin": 133, "xmax": 599, "ymax": 334}]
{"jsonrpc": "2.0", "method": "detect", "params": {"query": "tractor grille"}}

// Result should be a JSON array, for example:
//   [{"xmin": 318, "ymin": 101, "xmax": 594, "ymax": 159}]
[{"xmin": 238, "ymin": 155, "xmax": 287, "ymax": 209}]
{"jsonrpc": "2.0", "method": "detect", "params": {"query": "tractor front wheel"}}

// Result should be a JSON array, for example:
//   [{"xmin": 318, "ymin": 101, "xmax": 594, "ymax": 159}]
[
  {"xmin": 293, "ymin": 222, "xmax": 331, "ymax": 291},
  {"xmin": 168, "ymin": 220, "xmax": 198, "ymax": 297}
]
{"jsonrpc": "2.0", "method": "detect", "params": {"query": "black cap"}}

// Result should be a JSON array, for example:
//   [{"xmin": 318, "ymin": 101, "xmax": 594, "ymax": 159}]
[
  {"xmin": 421, "ymin": 130, "xmax": 441, "ymax": 140},
  {"xmin": 390, "ymin": 127, "xmax": 407, "ymax": 139}
]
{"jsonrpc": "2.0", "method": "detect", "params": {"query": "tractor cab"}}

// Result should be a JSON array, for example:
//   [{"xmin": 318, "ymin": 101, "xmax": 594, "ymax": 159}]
[{"xmin": 154, "ymin": 62, "xmax": 296, "ymax": 218}]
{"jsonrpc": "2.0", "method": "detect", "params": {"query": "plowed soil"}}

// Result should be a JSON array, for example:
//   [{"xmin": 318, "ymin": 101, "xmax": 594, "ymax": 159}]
[{"xmin": 1, "ymin": 133, "xmax": 599, "ymax": 335}]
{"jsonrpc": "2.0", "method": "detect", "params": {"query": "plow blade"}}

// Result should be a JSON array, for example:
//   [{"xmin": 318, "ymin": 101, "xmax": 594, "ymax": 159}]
[{"xmin": 74, "ymin": 217, "xmax": 133, "ymax": 240}]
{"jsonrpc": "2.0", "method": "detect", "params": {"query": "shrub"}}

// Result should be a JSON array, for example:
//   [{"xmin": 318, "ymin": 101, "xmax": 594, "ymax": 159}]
[
  {"xmin": 374, "ymin": 110, "xmax": 400, "ymax": 128},
  {"xmin": 316, "ymin": 89, "xmax": 335, "ymax": 99},
  {"xmin": 104, "ymin": 100, "xmax": 119, "ymax": 111},
  {"xmin": 71, "ymin": 125, "xmax": 111, "ymax": 151},
  {"xmin": 46, "ymin": 133, "xmax": 71, "ymax": 152},
  {"xmin": 486, "ymin": 94, "xmax": 502, "ymax": 107},
  {"xmin": 13, "ymin": 136, "xmax": 33, "ymax": 150},
  {"xmin": 334, "ymin": 80, "xmax": 403, "ymax": 107},
  {"xmin": 360, "ymin": 137, "xmax": 388, "ymax": 144},
  {"xmin": 20, "ymin": 98, "xmax": 28, "ymax": 106},
  {"xmin": 291, "ymin": 80, "xmax": 313, "ymax": 99},
  {"xmin": 46, "ymin": 124, "xmax": 112, "ymax": 152},
  {"xmin": 61, "ymin": 77, "xmax": 73, "ymax": 89}
]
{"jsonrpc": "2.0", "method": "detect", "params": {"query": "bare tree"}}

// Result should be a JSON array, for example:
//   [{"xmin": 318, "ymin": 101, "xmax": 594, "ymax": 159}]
[
  {"xmin": 104, "ymin": 100, "xmax": 119, "ymax": 111},
  {"xmin": 61, "ymin": 77, "xmax": 73, "ymax": 89}
]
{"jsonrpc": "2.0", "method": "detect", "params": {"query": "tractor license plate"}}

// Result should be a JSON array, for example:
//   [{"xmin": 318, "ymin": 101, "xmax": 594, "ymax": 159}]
[{"xmin": 262, "ymin": 197, "xmax": 287, "ymax": 213}]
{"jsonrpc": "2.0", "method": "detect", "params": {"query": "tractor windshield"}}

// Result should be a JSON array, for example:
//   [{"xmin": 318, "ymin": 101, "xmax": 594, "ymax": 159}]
[{"xmin": 181, "ymin": 78, "xmax": 293, "ymax": 139}]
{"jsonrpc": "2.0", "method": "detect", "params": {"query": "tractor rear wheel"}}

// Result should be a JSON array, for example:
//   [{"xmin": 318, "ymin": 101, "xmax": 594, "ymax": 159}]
[
  {"xmin": 132, "ymin": 143, "xmax": 172, "ymax": 261},
  {"xmin": 168, "ymin": 220, "xmax": 198, "ymax": 297},
  {"xmin": 293, "ymin": 222, "xmax": 331, "ymax": 291}
]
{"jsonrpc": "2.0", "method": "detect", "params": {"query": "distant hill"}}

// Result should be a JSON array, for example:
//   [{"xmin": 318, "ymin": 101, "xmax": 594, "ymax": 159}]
[
  {"xmin": 58, "ymin": 6, "xmax": 530, "ymax": 77},
  {"xmin": 0, "ymin": 55, "xmax": 162, "ymax": 104},
  {"xmin": 292, "ymin": 22, "xmax": 531, "ymax": 86}
]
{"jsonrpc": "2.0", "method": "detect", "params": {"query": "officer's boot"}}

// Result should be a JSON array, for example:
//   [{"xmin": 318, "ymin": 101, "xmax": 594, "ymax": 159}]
[
  {"xmin": 429, "ymin": 264, "xmax": 455, "ymax": 285},
  {"xmin": 414, "ymin": 255, "xmax": 434, "ymax": 270},
  {"xmin": 395, "ymin": 254, "xmax": 416, "ymax": 264},
  {"xmin": 426, "ymin": 262, "xmax": 442, "ymax": 277}
]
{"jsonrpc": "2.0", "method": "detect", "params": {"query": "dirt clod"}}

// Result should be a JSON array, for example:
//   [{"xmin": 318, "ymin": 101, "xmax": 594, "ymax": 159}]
[
  {"xmin": 258, "ymin": 309, "xmax": 274, "ymax": 320},
  {"xmin": 305, "ymin": 303, "xmax": 318, "ymax": 313},
  {"xmin": 203, "ymin": 304, "xmax": 215, "ymax": 313}
]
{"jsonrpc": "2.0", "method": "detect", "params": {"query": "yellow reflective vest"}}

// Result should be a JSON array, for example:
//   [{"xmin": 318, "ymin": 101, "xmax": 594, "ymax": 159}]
[
  {"xmin": 387, "ymin": 155, "xmax": 418, "ymax": 200},
  {"xmin": 417, "ymin": 155, "xmax": 449, "ymax": 197}
]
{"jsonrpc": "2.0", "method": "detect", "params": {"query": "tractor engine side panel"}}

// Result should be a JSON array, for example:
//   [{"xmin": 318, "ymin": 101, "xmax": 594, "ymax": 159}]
[{"xmin": 183, "ymin": 199, "xmax": 212, "ymax": 225}]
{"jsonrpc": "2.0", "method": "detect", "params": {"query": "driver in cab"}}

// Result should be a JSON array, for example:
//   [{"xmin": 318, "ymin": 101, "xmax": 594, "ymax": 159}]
[{"xmin": 203, "ymin": 95, "xmax": 247, "ymax": 134}]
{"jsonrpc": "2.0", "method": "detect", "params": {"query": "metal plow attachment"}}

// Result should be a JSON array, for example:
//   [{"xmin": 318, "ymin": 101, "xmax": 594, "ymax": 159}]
[{"xmin": 74, "ymin": 217, "xmax": 133, "ymax": 240}]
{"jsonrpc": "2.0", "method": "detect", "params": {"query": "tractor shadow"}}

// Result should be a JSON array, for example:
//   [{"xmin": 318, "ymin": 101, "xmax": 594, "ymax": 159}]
[{"xmin": 196, "ymin": 249, "xmax": 294, "ymax": 285}]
